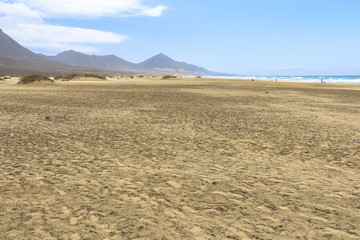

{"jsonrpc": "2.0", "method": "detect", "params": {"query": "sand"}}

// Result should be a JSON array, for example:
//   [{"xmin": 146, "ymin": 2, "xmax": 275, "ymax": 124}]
[{"xmin": 0, "ymin": 77, "xmax": 359, "ymax": 239}]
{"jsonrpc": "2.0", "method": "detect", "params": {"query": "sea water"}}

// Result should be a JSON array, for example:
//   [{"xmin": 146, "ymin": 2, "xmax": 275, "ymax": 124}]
[{"xmin": 207, "ymin": 76, "xmax": 360, "ymax": 84}]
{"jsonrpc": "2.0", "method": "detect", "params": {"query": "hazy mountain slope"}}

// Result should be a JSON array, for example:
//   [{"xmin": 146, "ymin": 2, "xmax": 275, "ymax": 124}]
[
  {"xmin": 0, "ymin": 29, "xmax": 40, "ymax": 61},
  {"xmin": 137, "ymin": 53, "xmax": 224, "ymax": 75},
  {"xmin": 0, "ymin": 29, "xmax": 118, "ymax": 75},
  {"xmin": 47, "ymin": 50, "xmax": 136, "ymax": 72},
  {"xmin": 49, "ymin": 51, "xmax": 228, "ymax": 75},
  {"xmin": 0, "ymin": 28, "xmax": 229, "ymax": 76}
]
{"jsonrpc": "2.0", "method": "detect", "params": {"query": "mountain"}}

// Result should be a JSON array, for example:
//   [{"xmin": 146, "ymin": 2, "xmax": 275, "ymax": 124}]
[
  {"xmin": 49, "ymin": 51, "xmax": 228, "ymax": 76},
  {"xmin": 47, "ymin": 50, "xmax": 135, "ymax": 72},
  {"xmin": 0, "ymin": 28, "xmax": 230, "ymax": 76},
  {"xmin": 0, "ymin": 28, "xmax": 51, "ymax": 73},
  {"xmin": 0, "ymin": 29, "xmax": 40, "ymax": 61},
  {"xmin": 0, "ymin": 29, "xmax": 122, "ymax": 75},
  {"xmin": 136, "ymin": 53, "xmax": 215, "ymax": 75}
]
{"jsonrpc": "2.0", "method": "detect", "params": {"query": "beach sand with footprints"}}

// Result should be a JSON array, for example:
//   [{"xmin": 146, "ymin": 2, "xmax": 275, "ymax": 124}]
[{"xmin": 0, "ymin": 77, "xmax": 360, "ymax": 239}]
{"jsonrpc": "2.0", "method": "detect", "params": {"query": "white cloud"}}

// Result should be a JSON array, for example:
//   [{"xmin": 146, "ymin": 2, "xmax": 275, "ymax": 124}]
[
  {"xmin": 16, "ymin": 24, "xmax": 126, "ymax": 44},
  {"xmin": 0, "ymin": 2, "xmax": 44, "ymax": 20},
  {"xmin": 141, "ymin": 5, "xmax": 167, "ymax": 17},
  {"xmin": 7, "ymin": 23, "xmax": 126, "ymax": 53},
  {"xmin": 0, "ymin": 0, "xmax": 167, "ymax": 53},
  {"xmin": 0, "ymin": 4, "xmax": 126, "ymax": 53},
  {"xmin": 15, "ymin": 0, "xmax": 167, "ymax": 18}
]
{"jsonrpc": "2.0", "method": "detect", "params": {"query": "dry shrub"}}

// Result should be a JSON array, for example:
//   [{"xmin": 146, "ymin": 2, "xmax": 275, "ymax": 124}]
[
  {"xmin": 161, "ymin": 75, "xmax": 177, "ymax": 80},
  {"xmin": 0, "ymin": 74, "xmax": 11, "ymax": 81},
  {"xmin": 18, "ymin": 74, "xmax": 54, "ymax": 84},
  {"xmin": 55, "ymin": 73, "xmax": 107, "ymax": 81}
]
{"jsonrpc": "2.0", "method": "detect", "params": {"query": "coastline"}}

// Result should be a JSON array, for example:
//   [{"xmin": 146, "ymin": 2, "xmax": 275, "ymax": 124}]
[{"xmin": 204, "ymin": 75, "xmax": 360, "ymax": 84}]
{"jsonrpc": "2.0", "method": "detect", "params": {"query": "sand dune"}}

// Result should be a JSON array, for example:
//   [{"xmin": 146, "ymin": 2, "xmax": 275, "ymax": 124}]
[{"xmin": 0, "ymin": 78, "xmax": 359, "ymax": 239}]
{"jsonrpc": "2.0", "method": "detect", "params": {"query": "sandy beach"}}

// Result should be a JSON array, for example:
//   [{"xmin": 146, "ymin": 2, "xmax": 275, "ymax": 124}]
[{"xmin": 0, "ymin": 77, "xmax": 359, "ymax": 239}]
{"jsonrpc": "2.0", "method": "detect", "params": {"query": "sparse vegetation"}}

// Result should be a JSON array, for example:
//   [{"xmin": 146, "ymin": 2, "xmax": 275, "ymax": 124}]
[
  {"xmin": 161, "ymin": 75, "xmax": 177, "ymax": 80},
  {"xmin": 196, "ymin": 76, "xmax": 202, "ymax": 78},
  {"xmin": 18, "ymin": 74, "xmax": 54, "ymax": 84},
  {"xmin": 0, "ymin": 74, "xmax": 11, "ymax": 81},
  {"xmin": 55, "ymin": 73, "xmax": 107, "ymax": 81}
]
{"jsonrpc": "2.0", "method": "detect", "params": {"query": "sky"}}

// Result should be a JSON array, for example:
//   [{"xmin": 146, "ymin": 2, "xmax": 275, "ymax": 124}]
[{"xmin": 1, "ymin": 0, "xmax": 360, "ymax": 75}]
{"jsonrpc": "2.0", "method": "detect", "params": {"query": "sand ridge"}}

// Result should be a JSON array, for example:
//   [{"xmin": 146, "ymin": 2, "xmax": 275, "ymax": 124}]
[{"xmin": 0, "ymin": 78, "xmax": 359, "ymax": 239}]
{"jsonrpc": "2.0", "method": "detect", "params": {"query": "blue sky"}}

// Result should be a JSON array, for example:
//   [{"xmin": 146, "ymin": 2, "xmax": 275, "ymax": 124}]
[{"xmin": 1, "ymin": 0, "xmax": 360, "ymax": 75}]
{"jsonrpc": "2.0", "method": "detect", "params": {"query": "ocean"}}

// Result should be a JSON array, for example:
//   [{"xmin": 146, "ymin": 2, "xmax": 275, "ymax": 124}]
[{"xmin": 207, "ymin": 76, "xmax": 360, "ymax": 84}]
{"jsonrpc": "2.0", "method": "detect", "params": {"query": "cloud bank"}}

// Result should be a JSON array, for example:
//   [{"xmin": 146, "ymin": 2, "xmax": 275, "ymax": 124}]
[
  {"xmin": 0, "ymin": 0, "xmax": 167, "ymax": 53},
  {"xmin": 17, "ymin": 0, "xmax": 167, "ymax": 18}
]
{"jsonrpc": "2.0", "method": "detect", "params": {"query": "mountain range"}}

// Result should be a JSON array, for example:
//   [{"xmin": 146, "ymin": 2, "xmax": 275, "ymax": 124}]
[
  {"xmin": 0, "ymin": 29, "xmax": 100, "ymax": 75},
  {"xmin": 0, "ymin": 28, "xmax": 227, "ymax": 76}
]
